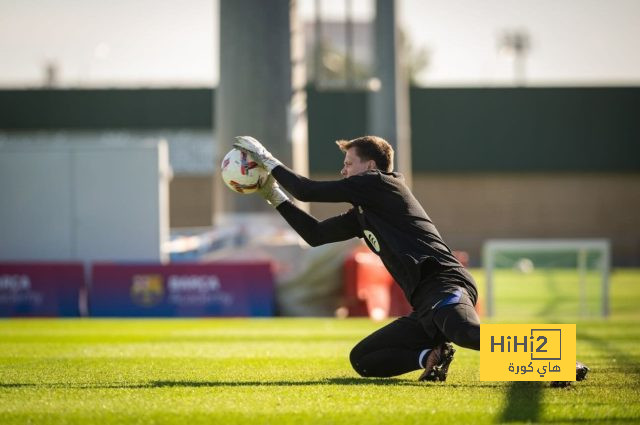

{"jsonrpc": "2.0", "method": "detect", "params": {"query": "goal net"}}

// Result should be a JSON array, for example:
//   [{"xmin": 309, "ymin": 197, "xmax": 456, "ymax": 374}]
[{"xmin": 482, "ymin": 239, "xmax": 610, "ymax": 318}]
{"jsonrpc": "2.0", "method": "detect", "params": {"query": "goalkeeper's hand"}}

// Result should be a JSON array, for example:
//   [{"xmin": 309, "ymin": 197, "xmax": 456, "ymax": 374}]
[
  {"xmin": 233, "ymin": 136, "xmax": 283, "ymax": 172},
  {"xmin": 258, "ymin": 174, "xmax": 289, "ymax": 207}
]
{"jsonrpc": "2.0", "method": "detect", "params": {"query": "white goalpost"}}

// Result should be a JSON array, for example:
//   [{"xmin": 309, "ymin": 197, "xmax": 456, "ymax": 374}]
[{"xmin": 482, "ymin": 239, "xmax": 611, "ymax": 318}]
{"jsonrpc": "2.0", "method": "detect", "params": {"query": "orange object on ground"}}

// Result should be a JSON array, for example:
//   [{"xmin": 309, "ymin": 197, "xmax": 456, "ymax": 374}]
[
  {"xmin": 341, "ymin": 247, "xmax": 482, "ymax": 319},
  {"xmin": 341, "ymin": 246, "xmax": 411, "ymax": 320}
]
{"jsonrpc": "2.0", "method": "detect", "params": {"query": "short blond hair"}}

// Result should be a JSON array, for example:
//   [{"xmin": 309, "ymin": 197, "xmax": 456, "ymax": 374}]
[{"xmin": 335, "ymin": 135, "xmax": 394, "ymax": 172}]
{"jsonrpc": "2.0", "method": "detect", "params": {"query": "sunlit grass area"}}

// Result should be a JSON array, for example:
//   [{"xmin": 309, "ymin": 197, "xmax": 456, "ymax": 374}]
[{"xmin": 0, "ymin": 269, "xmax": 638, "ymax": 424}]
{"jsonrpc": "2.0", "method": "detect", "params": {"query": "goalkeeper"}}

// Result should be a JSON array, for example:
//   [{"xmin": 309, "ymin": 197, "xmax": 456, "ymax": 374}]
[{"xmin": 234, "ymin": 135, "xmax": 478, "ymax": 381}]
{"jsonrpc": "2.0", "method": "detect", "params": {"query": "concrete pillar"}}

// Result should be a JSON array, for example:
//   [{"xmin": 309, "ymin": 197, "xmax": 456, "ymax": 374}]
[
  {"xmin": 368, "ymin": 0, "xmax": 412, "ymax": 187},
  {"xmin": 214, "ymin": 0, "xmax": 308, "ymax": 222}
]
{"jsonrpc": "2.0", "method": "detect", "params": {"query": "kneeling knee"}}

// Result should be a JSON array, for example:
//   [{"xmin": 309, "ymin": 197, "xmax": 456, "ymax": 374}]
[
  {"xmin": 349, "ymin": 346, "xmax": 374, "ymax": 377},
  {"xmin": 349, "ymin": 348, "xmax": 366, "ymax": 377}
]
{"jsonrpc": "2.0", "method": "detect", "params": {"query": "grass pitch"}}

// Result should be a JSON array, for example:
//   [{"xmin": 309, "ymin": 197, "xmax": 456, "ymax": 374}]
[{"xmin": 1, "ymin": 269, "xmax": 639, "ymax": 424}]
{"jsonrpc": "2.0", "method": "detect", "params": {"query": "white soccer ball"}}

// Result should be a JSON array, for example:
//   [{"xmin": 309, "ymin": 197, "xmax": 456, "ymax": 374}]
[
  {"xmin": 515, "ymin": 258, "xmax": 535, "ymax": 274},
  {"xmin": 220, "ymin": 148, "xmax": 267, "ymax": 194}
]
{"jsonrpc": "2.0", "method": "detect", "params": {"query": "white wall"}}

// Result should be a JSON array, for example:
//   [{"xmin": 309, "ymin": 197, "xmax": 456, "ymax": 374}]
[{"xmin": 0, "ymin": 140, "xmax": 171, "ymax": 263}]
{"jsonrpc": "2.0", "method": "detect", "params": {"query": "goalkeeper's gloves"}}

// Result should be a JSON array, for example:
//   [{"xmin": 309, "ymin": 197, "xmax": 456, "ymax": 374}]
[
  {"xmin": 258, "ymin": 175, "xmax": 289, "ymax": 207},
  {"xmin": 233, "ymin": 136, "xmax": 283, "ymax": 172}
]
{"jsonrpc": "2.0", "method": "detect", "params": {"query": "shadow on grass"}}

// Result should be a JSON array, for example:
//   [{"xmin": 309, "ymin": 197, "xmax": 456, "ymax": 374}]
[
  {"xmin": 150, "ymin": 377, "xmax": 420, "ymax": 388},
  {"xmin": 0, "ymin": 378, "xmax": 417, "ymax": 389},
  {"xmin": 498, "ymin": 381, "xmax": 544, "ymax": 423},
  {"xmin": 0, "ymin": 383, "xmax": 37, "ymax": 388},
  {"xmin": 147, "ymin": 377, "xmax": 499, "ymax": 388},
  {"xmin": 0, "ymin": 377, "xmax": 501, "ymax": 389}
]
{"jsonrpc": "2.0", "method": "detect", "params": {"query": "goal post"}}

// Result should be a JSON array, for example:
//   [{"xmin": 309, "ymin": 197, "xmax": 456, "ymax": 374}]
[{"xmin": 482, "ymin": 239, "xmax": 611, "ymax": 318}]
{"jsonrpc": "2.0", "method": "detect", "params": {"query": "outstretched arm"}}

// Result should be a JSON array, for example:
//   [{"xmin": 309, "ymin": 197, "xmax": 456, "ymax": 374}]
[
  {"xmin": 271, "ymin": 165, "xmax": 354, "ymax": 203},
  {"xmin": 256, "ymin": 175, "xmax": 360, "ymax": 246},
  {"xmin": 276, "ymin": 201, "xmax": 360, "ymax": 247}
]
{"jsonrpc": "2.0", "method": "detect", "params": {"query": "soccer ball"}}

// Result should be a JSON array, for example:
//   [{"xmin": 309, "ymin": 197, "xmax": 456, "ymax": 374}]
[{"xmin": 220, "ymin": 148, "xmax": 267, "ymax": 194}]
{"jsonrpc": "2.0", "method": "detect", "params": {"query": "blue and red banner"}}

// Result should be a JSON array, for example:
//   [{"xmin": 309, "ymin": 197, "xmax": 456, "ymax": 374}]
[
  {"xmin": 0, "ymin": 263, "xmax": 84, "ymax": 317},
  {"xmin": 89, "ymin": 262, "xmax": 275, "ymax": 317}
]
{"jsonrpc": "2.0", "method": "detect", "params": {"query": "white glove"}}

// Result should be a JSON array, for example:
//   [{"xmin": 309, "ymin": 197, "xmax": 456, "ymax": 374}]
[
  {"xmin": 258, "ymin": 174, "xmax": 289, "ymax": 207},
  {"xmin": 233, "ymin": 136, "xmax": 283, "ymax": 172}
]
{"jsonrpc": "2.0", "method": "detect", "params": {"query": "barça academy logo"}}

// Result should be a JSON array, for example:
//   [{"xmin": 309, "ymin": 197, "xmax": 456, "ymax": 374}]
[
  {"xmin": 130, "ymin": 275, "xmax": 164, "ymax": 307},
  {"xmin": 0, "ymin": 274, "xmax": 44, "ymax": 306},
  {"xmin": 129, "ymin": 273, "xmax": 232, "ymax": 309},
  {"xmin": 480, "ymin": 324, "xmax": 576, "ymax": 381}
]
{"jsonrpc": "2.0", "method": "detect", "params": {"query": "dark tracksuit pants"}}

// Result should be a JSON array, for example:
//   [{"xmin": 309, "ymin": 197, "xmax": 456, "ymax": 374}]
[{"xmin": 349, "ymin": 267, "xmax": 481, "ymax": 378}]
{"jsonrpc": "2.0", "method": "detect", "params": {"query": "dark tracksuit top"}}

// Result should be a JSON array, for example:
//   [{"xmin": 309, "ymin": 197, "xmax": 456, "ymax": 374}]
[{"xmin": 271, "ymin": 165, "xmax": 478, "ymax": 306}]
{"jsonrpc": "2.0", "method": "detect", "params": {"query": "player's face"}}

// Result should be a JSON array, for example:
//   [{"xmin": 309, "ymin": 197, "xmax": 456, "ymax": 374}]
[{"xmin": 341, "ymin": 148, "xmax": 375, "ymax": 178}]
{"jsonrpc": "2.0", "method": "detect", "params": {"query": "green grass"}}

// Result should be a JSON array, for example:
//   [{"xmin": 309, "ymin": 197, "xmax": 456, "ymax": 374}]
[{"xmin": 1, "ymin": 269, "xmax": 639, "ymax": 424}]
